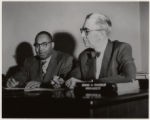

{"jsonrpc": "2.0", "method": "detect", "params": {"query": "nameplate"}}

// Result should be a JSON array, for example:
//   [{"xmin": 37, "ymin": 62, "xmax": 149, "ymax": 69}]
[
  {"xmin": 75, "ymin": 82, "xmax": 106, "ymax": 92},
  {"xmin": 77, "ymin": 82, "xmax": 106, "ymax": 87}
]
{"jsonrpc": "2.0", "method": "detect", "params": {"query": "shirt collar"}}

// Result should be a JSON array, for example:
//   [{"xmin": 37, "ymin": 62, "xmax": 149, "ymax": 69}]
[{"xmin": 41, "ymin": 55, "xmax": 51, "ymax": 64}]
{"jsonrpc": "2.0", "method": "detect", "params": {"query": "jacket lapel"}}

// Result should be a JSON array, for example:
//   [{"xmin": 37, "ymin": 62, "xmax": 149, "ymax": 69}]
[
  {"xmin": 30, "ymin": 57, "xmax": 43, "ymax": 82},
  {"xmin": 81, "ymin": 51, "xmax": 96, "ymax": 81},
  {"xmin": 87, "ymin": 57, "xmax": 96, "ymax": 80},
  {"xmin": 43, "ymin": 50, "xmax": 58, "ymax": 83},
  {"xmin": 81, "ymin": 53, "xmax": 88, "ymax": 80},
  {"xmin": 99, "ymin": 39, "xmax": 113, "ymax": 78}
]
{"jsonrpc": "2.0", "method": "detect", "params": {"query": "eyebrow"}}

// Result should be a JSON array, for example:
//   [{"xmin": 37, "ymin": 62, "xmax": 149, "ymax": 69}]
[
  {"xmin": 82, "ymin": 27, "xmax": 90, "ymax": 30},
  {"xmin": 34, "ymin": 42, "xmax": 49, "ymax": 45}
]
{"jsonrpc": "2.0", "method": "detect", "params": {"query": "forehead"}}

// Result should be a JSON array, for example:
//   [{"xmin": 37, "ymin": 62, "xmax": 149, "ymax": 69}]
[{"xmin": 36, "ymin": 34, "xmax": 51, "ymax": 43}]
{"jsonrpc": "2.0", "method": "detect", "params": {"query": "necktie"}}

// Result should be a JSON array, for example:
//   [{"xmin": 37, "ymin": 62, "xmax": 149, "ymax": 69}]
[
  {"xmin": 95, "ymin": 51, "xmax": 100, "ymax": 57},
  {"xmin": 95, "ymin": 51, "xmax": 101, "ymax": 79},
  {"xmin": 91, "ymin": 51, "xmax": 101, "ymax": 80},
  {"xmin": 41, "ymin": 60, "xmax": 47, "ymax": 79},
  {"xmin": 91, "ymin": 51, "xmax": 101, "ymax": 58}
]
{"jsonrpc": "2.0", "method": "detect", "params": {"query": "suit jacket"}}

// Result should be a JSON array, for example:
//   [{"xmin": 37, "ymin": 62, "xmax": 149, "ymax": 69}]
[
  {"xmin": 70, "ymin": 39, "xmax": 136, "ymax": 83},
  {"xmin": 13, "ymin": 50, "xmax": 73, "ymax": 87}
]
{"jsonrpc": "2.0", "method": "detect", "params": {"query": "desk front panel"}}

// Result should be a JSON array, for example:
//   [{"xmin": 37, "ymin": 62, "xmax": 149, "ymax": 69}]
[{"xmin": 2, "ymin": 88, "xmax": 148, "ymax": 118}]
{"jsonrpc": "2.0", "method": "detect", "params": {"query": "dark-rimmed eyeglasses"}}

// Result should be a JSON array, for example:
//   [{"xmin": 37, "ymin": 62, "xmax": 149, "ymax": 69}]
[
  {"xmin": 80, "ymin": 27, "xmax": 105, "ymax": 35},
  {"xmin": 34, "ymin": 42, "xmax": 51, "ymax": 48}
]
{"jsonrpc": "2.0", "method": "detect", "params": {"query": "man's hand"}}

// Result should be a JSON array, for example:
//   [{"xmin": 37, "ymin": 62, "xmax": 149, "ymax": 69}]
[
  {"xmin": 65, "ymin": 77, "xmax": 82, "ymax": 89},
  {"xmin": 6, "ymin": 77, "xmax": 19, "ymax": 88},
  {"xmin": 25, "ymin": 81, "xmax": 41, "ymax": 90},
  {"xmin": 51, "ymin": 76, "xmax": 65, "ymax": 89}
]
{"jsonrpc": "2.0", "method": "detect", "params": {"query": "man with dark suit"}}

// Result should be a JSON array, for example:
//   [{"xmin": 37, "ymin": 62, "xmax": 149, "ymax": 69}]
[
  {"xmin": 66, "ymin": 13, "xmax": 136, "ymax": 89},
  {"xmin": 6, "ymin": 31, "xmax": 73, "ymax": 89}
]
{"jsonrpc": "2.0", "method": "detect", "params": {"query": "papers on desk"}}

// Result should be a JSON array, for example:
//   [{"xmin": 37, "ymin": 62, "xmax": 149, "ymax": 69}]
[
  {"xmin": 136, "ymin": 72, "xmax": 149, "ymax": 79},
  {"xmin": 4, "ymin": 88, "xmax": 24, "ymax": 90},
  {"xmin": 24, "ymin": 88, "xmax": 64, "ymax": 92},
  {"xmin": 116, "ymin": 80, "xmax": 140, "ymax": 95},
  {"xmin": 4, "ymin": 87, "xmax": 63, "ymax": 92}
]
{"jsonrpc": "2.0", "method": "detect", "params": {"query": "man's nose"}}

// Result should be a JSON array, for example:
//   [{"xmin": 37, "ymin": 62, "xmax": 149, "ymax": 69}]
[
  {"xmin": 39, "ymin": 45, "xmax": 44, "ymax": 51},
  {"xmin": 81, "ymin": 32, "xmax": 88, "ymax": 44},
  {"xmin": 81, "ymin": 31, "xmax": 85, "ymax": 38},
  {"xmin": 82, "ymin": 37, "xmax": 88, "ymax": 46}
]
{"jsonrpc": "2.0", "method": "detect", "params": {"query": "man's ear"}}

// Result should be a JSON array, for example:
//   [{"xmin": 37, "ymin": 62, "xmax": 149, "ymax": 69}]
[{"xmin": 51, "ymin": 42, "xmax": 55, "ymax": 48}]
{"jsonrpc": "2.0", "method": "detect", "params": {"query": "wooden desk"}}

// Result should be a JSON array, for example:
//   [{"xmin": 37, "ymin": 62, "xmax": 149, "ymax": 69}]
[{"xmin": 2, "ymin": 82, "xmax": 148, "ymax": 118}]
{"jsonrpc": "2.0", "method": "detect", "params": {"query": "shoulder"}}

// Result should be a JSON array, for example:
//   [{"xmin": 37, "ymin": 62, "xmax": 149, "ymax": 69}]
[
  {"xmin": 110, "ymin": 40, "xmax": 133, "ymax": 61},
  {"xmin": 110, "ymin": 40, "xmax": 132, "ymax": 52},
  {"xmin": 112, "ymin": 40, "xmax": 132, "ymax": 49}
]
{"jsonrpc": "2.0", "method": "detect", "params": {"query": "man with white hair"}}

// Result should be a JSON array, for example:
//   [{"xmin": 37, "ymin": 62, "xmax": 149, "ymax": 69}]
[{"xmin": 66, "ymin": 13, "xmax": 136, "ymax": 89}]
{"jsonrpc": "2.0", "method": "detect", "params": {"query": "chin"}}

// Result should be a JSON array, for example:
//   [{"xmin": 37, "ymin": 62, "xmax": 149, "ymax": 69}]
[
  {"xmin": 39, "ymin": 55, "xmax": 47, "ymax": 60},
  {"xmin": 39, "ymin": 57, "xmax": 46, "ymax": 60}
]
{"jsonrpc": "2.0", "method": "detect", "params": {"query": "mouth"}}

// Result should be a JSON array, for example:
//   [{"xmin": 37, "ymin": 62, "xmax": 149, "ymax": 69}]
[{"xmin": 39, "ymin": 52, "xmax": 46, "ymax": 56}]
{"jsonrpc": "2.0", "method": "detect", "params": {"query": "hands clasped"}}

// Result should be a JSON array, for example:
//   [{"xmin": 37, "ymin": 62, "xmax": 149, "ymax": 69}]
[
  {"xmin": 25, "ymin": 81, "xmax": 41, "ymax": 90},
  {"xmin": 51, "ymin": 76, "xmax": 64, "ymax": 88},
  {"xmin": 25, "ymin": 75, "xmax": 65, "ymax": 90}
]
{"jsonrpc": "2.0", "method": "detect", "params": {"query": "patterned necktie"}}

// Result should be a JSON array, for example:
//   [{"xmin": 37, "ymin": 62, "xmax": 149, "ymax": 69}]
[
  {"xmin": 41, "ymin": 60, "xmax": 47, "ymax": 79},
  {"xmin": 95, "ymin": 51, "xmax": 100, "ymax": 57},
  {"xmin": 91, "ymin": 51, "xmax": 101, "ymax": 58}
]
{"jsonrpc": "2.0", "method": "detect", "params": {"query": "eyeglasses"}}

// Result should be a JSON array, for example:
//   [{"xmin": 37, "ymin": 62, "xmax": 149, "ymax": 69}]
[
  {"xmin": 80, "ymin": 27, "xmax": 105, "ymax": 35},
  {"xmin": 34, "ymin": 42, "xmax": 51, "ymax": 48}
]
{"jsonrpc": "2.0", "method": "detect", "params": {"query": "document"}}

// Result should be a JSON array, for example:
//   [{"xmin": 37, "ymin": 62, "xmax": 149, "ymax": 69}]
[
  {"xmin": 3, "ymin": 87, "xmax": 64, "ymax": 92},
  {"xmin": 4, "ymin": 88, "xmax": 24, "ymax": 90},
  {"xmin": 24, "ymin": 88, "xmax": 64, "ymax": 92},
  {"xmin": 116, "ymin": 80, "xmax": 140, "ymax": 95}
]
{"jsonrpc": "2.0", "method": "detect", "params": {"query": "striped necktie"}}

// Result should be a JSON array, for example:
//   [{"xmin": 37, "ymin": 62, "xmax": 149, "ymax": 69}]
[{"xmin": 41, "ymin": 60, "xmax": 47, "ymax": 79}]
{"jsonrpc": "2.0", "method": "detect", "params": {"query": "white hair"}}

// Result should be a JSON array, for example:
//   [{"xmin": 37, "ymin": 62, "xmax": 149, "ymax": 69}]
[{"xmin": 86, "ymin": 13, "xmax": 112, "ymax": 35}]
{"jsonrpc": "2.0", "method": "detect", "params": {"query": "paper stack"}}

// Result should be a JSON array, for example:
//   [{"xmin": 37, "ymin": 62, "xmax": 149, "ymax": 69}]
[
  {"xmin": 136, "ymin": 72, "xmax": 149, "ymax": 80},
  {"xmin": 116, "ymin": 80, "xmax": 140, "ymax": 95}
]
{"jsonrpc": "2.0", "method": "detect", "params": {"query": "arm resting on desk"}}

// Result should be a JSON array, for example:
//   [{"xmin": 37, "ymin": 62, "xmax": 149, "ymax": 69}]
[
  {"xmin": 99, "ymin": 44, "xmax": 136, "ymax": 83},
  {"xmin": 99, "ymin": 62, "xmax": 136, "ymax": 83}
]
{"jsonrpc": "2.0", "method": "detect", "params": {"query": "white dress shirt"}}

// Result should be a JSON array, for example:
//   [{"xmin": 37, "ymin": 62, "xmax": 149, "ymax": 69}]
[
  {"xmin": 41, "ymin": 56, "xmax": 51, "ymax": 74},
  {"xmin": 95, "ymin": 40, "xmax": 108, "ymax": 79}
]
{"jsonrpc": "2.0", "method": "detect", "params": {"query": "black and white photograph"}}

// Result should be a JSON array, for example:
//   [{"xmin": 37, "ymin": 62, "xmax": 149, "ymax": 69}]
[{"xmin": 2, "ymin": 1, "xmax": 149, "ymax": 118}]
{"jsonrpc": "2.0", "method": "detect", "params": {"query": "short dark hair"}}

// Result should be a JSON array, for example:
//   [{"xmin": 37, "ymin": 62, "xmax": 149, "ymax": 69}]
[{"xmin": 35, "ymin": 31, "xmax": 53, "ymax": 43}]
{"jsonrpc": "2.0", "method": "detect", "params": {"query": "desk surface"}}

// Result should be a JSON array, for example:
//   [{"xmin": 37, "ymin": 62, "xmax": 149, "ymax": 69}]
[
  {"xmin": 2, "ymin": 86, "xmax": 148, "ymax": 118},
  {"xmin": 3, "ymin": 87, "xmax": 148, "ymax": 101}
]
